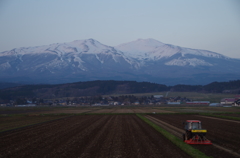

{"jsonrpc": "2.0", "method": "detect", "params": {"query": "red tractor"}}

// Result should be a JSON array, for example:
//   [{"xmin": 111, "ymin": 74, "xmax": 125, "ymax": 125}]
[{"xmin": 183, "ymin": 120, "xmax": 212, "ymax": 145}]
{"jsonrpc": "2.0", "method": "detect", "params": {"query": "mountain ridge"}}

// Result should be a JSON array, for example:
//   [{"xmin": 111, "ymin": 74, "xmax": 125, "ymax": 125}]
[{"xmin": 0, "ymin": 38, "xmax": 239, "ymax": 85}]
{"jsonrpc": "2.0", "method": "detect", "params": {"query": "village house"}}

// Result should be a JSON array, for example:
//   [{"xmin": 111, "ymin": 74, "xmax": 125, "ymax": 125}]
[{"xmin": 220, "ymin": 98, "xmax": 235, "ymax": 105}]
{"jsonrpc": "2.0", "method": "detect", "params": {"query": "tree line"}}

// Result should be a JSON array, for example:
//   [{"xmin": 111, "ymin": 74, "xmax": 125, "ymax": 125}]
[{"xmin": 0, "ymin": 80, "xmax": 239, "ymax": 102}]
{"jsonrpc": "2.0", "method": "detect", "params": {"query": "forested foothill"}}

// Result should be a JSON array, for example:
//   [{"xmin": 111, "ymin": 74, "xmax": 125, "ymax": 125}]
[{"xmin": 0, "ymin": 80, "xmax": 239, "ymax": 104}]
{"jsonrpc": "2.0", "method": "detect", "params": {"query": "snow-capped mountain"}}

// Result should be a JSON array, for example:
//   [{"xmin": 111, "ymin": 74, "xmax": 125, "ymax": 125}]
[
  {"xmin": 0, "ymin": 39, "xmax": 139, "ymax": 71},
  {"xmin": 0, "ymin": 38, "xmax": 239, "ymax": 85}
]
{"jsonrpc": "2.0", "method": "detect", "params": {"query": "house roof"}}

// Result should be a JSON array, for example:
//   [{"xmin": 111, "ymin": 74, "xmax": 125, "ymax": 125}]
[{"xmin": 221, "ymin": 98, "xmax": 235, "ymax": 102}]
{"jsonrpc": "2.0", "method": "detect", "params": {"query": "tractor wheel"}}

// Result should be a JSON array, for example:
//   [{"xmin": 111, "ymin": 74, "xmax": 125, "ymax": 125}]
[{"xmin": 183, "ymin": 134, "xmax": 185, "ymax": 141}]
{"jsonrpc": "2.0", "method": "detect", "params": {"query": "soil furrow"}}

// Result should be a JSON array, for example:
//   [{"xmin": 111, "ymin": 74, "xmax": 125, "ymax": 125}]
[
  {"xmin": 0, "ymin": 116, "xmax": 99, "ymax": 157},
  {"xmin": 0, "ymin": 115, "xmax": 192, "ymax": 158}
]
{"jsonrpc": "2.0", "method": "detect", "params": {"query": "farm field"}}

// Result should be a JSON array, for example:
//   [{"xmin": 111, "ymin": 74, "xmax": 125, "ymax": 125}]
[
  {"xmin": 2, "ymin": 106, "xmax": 240, "ymax": 115},
  {"xmin": 0, "ymin": 115, "xmax": 191, "ymax": 158},
  {"xmin": 88, "ymin": 107, "xmax": 175, "ymax": 114},
  {"xmin": 162, "ymin": 106, "xmax": 240, "ymax": 113},
  {"xmin": 0, "ymin": 115, "xmax": 67, "ymax": 132},
  {"xmin": 48, "ymin": 106, "xmax": 240, "ymax": 114},
  {"xmin": 0, "ymin": 107, "xmax": 53, "ymax": 115},
  {"xmin": 42, "ymin": 107, "xmax": 100, "ymax": 114},
  {"xmin": 0, "ymin": 107, "xmax": 176, "ymax": 115},
  {"xmin": 1, "ymin": 106, "xmax": 240, "ymax": 157},
  {"xmin": 149, "ymin": 114, "xmax": 240, "ymax": 158},
  {"xmin": 215, "ymin": 113, "xmax": 240, "ymax": 118}
]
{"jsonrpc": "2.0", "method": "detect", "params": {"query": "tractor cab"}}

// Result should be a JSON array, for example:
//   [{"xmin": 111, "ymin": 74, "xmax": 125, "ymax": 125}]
[{"xmin": 184, "ymin": 120, "xmax": 202, "ymax": 130}]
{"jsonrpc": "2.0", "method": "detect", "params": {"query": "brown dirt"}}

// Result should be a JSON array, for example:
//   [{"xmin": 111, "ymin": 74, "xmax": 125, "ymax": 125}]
[
  {"xmin": 216, "ymin": 113, "xmax": 240, "ymax": 118},
  {"xmin": 160, "ymin": 107, "xmax": 240, "ymax": 113},
  {"xmin": 86, "ymin": 107, "xmax": 175, "ymax": 114},
  {"xmin": 111, "ymin": 108, "xmax": 135, "ymax": 113},
  {"xmin": 0, "ymin": 115, "xmax": 66, "ymax": 132},
  {"xmin": 0, "ymin": 109, "xmax": 50, "ymax": 115},
  {"xmin": 131, "ymin": 107, "xmax": 175, "ymax": 113},
  {"xmin": 91, "ymin": 108, "xmax": 117, "ymax": 113},
  {"xmin": 37, "ymin": 107, "xmax": 176, "ymax": 114},
  {"xmin": 41, "ymin": 107, "xmax": 101, "ymax": 114},
  {"xmin": 150, "ymin": 114, "xmax": 240, "ymax": 158},
  {"xmin": 202, "ymin": 107, "xmax": 240, "ymax": 113},
  {"xmin": 0, "ymin": 115, "xmax": 191, "ymax": 158},
  {"xmin": 198, "ymin": 115, "xmax": 240, "ymax": 124},
  {"xmin": 43, "ymin": 109, "xmax": 92, "ymax": 114}
]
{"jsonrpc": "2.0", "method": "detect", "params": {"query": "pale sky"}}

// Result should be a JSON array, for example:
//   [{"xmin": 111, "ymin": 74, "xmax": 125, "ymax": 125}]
[{"xmin": 0, "ymin": 0, "xmax": 240, "ymax": 58}]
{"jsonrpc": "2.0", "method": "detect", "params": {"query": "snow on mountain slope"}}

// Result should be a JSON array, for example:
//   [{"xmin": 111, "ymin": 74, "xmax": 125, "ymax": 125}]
[
  {"xmin": 177, "ymin": 46, "xmax": 228, "ymax": 59},
  {"xmin": 0, "ymin": 39, "xmax": 116, "ymax": 56},
  {"xmin": 146, "ymin": 44, "xmax": 181, "ymax": 60},
  {"xmin": 165, "ymin": 58, "xmax": 213, "ymax": 66},
  {"xmin": 115, "ymin": 39, "xmax": 228, "ymax": 63},
  {"xmin": 115, "ymin": 38, "xmax": 230, "ymax": 67},
  {"xmin": 0, "ymin": 39, "xmax": 140, "ymax": 74},
  {"xmin": 115, "ymin": 38, "xmax": 165, "ymax": 59}
]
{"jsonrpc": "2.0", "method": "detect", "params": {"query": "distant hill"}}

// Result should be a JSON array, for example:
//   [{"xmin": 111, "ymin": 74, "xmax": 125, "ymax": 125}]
[
  {"xmin": 0, "ymin": 80, "xmax": 239, "ymax": 100},
  {"xmin": 170, "ymin": 80, "xmax": 240, "ymax": 93},
  {"xmin": 0, "ymin": 82, "xmax": 23, "ymax": 89},
  {"xmin": 0, "ymin": 81, "xmax": 168, "ymax": 99}
]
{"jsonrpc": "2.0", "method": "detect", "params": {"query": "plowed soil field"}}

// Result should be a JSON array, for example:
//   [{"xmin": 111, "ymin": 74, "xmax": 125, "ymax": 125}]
[
  {"xmin": 0, "ymin": 115, "xmax": 67, "ymax": 132},
  {"xmin": 150, "ymin": 114, "xmax": 240, "ymax": 158},
  {"xmin": 91, "ymin": 107, "xmax": 174, "ymax": 113},
  {"xmin": 0, "ymin": 115, "xmax": 191, "ymax": 158}
]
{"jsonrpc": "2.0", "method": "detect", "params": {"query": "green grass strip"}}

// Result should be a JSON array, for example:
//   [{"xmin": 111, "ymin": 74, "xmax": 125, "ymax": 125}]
[
  {"xmin": 136, "ymin": 114, "xmax": 210, "ymax": 158},
  {"xmin": 201, "ymin": 113, "xmax": 240, "ymax": 121}
]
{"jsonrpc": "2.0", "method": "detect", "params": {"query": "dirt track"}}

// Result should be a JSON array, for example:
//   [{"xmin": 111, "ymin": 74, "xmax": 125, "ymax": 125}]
[
  {"xmin": 215, "ymin": 113, "xmax": 240, "ymax": 118},
  {"xmin": 150, "ymin": 114, "xmax": 240, "ymax": 158},
  {"xmin": 0, "ymin": 115, "xmax": 190, "ymax": 158}
]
